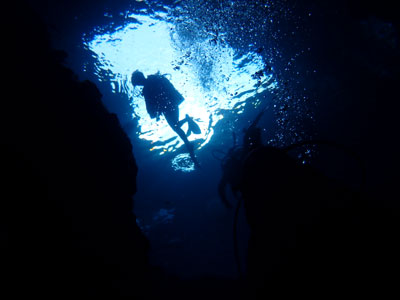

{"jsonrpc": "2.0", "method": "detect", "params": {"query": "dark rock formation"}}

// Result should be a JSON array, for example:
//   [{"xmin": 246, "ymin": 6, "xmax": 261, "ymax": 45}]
[
  {"xmin": 1, "ymin": 2, "xmax": 150, "ymax": 297},
  {"xmin": 241, "ymin": 145, "xmax": 400, "ymax": 298}
]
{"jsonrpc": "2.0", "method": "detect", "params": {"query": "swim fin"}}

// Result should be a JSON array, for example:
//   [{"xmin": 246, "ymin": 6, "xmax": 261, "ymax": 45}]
[{"xmin": 186, "ymin": 115, "xmax": 201, "ymax": 135}]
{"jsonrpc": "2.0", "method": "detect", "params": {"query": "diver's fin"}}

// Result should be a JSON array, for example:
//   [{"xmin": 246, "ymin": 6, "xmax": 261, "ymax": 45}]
[
  {"xmin": 178, "ymin": 118, "xmax": 188, "ymax": 128},
  {"xmin": 187, "ymin": 115, "xmax": 201, "ymax": 135}
]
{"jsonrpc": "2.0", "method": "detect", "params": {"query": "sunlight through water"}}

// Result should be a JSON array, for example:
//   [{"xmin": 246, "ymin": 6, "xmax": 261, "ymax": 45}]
[{"xmin": 84, "ymin": 7, "xmax": 278, "ymax": 169}]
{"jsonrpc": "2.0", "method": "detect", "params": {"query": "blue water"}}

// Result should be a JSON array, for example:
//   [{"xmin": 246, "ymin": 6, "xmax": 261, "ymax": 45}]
[{"xmin": 74, "ymin": 0, "xmax": 315, "ymax": 279}]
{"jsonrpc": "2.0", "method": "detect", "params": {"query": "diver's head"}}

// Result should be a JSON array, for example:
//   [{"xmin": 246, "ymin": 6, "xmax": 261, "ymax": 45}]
[{"xmin": 131, "ymin": 70, "xmax": 146, "ymax": 86}]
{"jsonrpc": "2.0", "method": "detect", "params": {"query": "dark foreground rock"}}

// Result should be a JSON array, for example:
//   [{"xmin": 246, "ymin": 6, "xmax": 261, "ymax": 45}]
[{"xmin": 1, "ymin": 2, "xmax": 150, "ymax": 297}]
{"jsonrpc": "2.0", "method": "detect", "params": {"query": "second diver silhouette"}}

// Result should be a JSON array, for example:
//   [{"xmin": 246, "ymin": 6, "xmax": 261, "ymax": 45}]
[{"xmin": 131, "ymin": 70, "xmax": 201, "ymax": 168}]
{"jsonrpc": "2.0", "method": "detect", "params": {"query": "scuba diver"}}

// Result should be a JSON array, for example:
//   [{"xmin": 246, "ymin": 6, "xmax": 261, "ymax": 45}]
[
  {"xmin": 217, "ymin": 108, "xmax": 265, "ymax": 208},
  {"xmin": 131, "ymin": 70, "xmax": 200, "ymax": 168},
  {"xmin": 215, "ymin": 106, "xmax": 372, "ymax": 297}
]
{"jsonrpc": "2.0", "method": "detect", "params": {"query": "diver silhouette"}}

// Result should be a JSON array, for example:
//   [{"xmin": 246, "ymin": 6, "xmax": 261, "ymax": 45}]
[
  {"xmin": 131, "ymin": 70, "xmax": 200, "ymax": 168},
  {"xmin": 217, "ymin": 108, "xmax": 265, "ymax": 208},
  {"xmin": 216, "ymin": 106, "xmax": 373, "ymax": 295}
]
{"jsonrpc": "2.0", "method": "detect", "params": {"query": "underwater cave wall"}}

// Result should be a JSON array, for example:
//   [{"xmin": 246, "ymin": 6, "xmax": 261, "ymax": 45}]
[{"xmin": 1, "ymin": 2, "xmax": 150, "ymax": 296}]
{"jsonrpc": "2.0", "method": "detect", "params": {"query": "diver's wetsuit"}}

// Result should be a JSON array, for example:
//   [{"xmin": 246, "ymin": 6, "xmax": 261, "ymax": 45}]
[
  {"xmin": 163, "ymin": 105, "xmax": 197, "ymax": 162},
  {"xmin": 142, "ymin": 74, "xmax": 200, "ymax": 168}
]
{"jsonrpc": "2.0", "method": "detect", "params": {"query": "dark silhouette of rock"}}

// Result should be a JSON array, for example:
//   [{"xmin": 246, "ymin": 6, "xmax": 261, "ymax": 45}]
[
  {"xmin": 240, "ymin": 145, "xmax": 399, "ymax": 298},
  {"xmin": 1, "ymin": 2, "xmax": 150, "ymax": 297}
]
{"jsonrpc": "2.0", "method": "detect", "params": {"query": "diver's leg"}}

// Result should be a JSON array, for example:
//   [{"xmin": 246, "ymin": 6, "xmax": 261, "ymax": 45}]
[
  {"xmin": 164, "ymin": 109, "xmax": 190, "ymax": 145},
  {"xmin": 164, "ymin": 109, "xmax": 200, "ymax": 168},
  {"xmin": 177, "ymin": 117, "xmax": 188, "ymax": 128}
]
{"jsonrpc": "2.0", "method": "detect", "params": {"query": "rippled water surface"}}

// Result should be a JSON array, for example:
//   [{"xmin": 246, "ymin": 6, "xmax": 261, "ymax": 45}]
[{"xmin": 82, "ymin": 0, "xmax": 314, "ymax": 171}]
